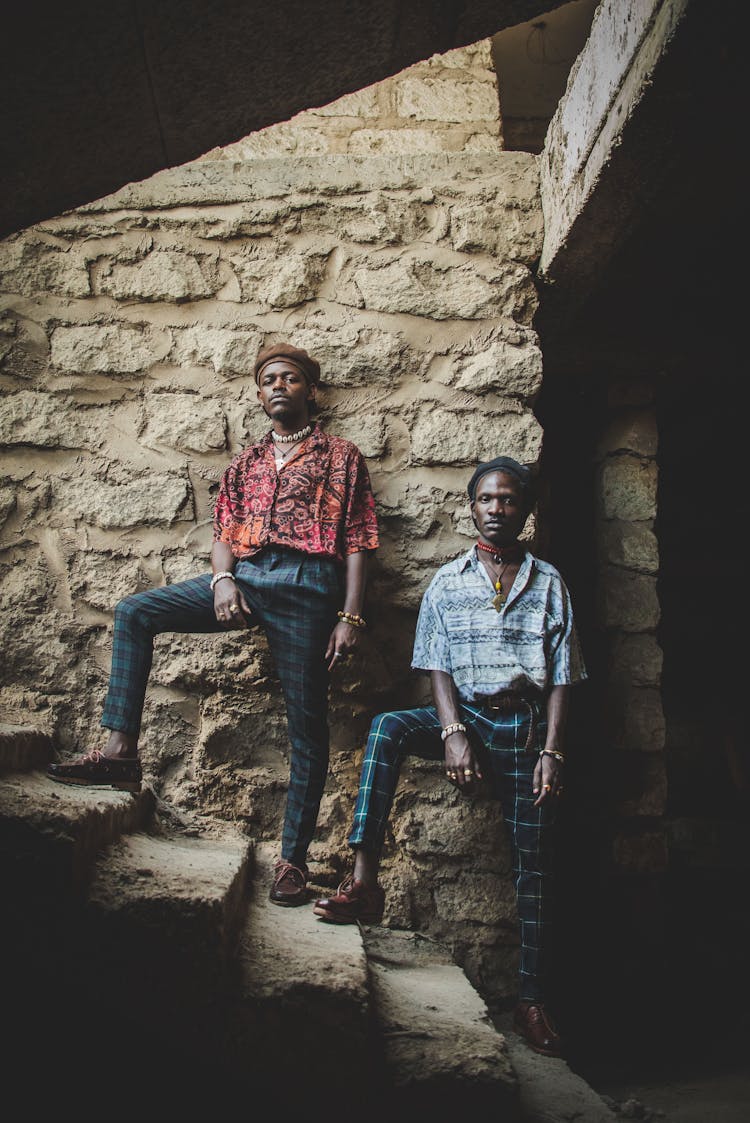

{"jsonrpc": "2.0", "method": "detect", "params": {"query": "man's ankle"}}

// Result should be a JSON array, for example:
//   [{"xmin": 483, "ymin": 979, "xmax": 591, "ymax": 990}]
[{"xmin": 104, "ymin": 736, "xmax": 138, "ymax": 759}]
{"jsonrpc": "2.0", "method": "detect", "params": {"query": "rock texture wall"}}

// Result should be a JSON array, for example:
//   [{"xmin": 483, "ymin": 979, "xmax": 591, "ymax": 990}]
[
  {"xmin": 0, "ymin": 43, "xmax": 544, "ymax": 1003},
  {"xmin": 595, "ymin": 379, "xmax": 665, "ymax": 873},
  {"xmin": 200, "ymin": 40, "xmax": 503, "ymax": 157}
]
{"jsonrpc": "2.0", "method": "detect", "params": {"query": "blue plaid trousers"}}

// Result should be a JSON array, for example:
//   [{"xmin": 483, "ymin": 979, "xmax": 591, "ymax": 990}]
[
  {"xmin": 101, "ymin": 548, "xmax": 342, "ymax": 867},
  {"xmin": 348, "ymin": 701, "xmax": 556, "ymax": 1002}
]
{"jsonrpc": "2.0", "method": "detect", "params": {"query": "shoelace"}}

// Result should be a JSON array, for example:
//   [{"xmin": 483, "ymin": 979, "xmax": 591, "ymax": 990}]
[{"xmin": 273, "ymin": 861, "xmax": 306, "ymax": 887}]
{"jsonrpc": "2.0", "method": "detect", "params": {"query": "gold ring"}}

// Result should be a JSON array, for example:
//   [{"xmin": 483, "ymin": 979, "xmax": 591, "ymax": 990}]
[
  {"xmin": 544, "ymin": 784, "xmax": 551, "ymax": 792},
  {"xmin": 230, "ymin": 606, "xmax": 239, "ymax": 614},
  {"xmin": 464, "ymin": 769, "xmax": 473, "ymax": 775}
]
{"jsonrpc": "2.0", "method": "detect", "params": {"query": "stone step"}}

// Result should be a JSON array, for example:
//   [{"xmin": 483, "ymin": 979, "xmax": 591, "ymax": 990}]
[
  {"xmin": 220, "ymin": 841, "xmax": 375, "ymax": 1106},
  {"xmin": 0, "ymin": 722, "xmax": 54, "ymax": 773},
  {"xmin": 492, "ymin": 1011, "xmax": 619, "ymax": 1122},
  {"xmin": 83, "ymin": 828, "xmax": 253, "ymax": 1030},
  {"xmin": 362, "ymin": 927, "xmax": 521, "ymax": 1118},
  {"xmin": 0, "ymin": 768, "xmax": 155, "ymax": 907}
]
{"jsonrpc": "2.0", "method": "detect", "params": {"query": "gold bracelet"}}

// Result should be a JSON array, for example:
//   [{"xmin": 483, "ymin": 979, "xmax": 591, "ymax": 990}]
[
  {"xmin": 337, "ymin": 610, "xmax": 367, "ymax": 629},
  {"xmin": 540, "ymin": 749, "xmax": 565, "ymax": 762}
]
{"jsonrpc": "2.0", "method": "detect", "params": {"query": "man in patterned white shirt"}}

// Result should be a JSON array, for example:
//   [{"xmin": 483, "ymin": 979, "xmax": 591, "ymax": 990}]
[{"xmin": 313, "ymin": 455, "xmax": 587, "ymax": 1058}]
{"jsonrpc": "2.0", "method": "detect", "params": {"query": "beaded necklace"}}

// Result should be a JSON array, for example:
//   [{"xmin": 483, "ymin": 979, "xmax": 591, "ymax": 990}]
[
  {"xmin": 271, "ymin": 424, "xmax": 313, "ymax": 444},
  {"xmin": 476, "ymin": 539, "xmax": 524, "ymax": 611}
]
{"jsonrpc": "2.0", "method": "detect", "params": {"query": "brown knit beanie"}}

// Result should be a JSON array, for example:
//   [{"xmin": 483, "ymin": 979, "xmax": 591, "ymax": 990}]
[{"xmin": 253, "ymin": 342, "xmax": 321, "ymax": 386}]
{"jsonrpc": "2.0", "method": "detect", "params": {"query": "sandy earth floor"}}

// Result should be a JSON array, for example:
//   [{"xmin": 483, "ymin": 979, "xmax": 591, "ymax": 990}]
[{"xmin": 582, "ymin": 1056, "xmax": 750, "ymax": 1121}]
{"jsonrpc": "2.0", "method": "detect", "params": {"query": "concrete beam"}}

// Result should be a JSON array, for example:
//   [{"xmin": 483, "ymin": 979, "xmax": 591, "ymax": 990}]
[
  {"xmin": 1, "ymin": 0, "xmax": 565, "ymax": 238},
  {"xmin": 536, "ymin": 0, "xmax": 707, "ymax": 335}
]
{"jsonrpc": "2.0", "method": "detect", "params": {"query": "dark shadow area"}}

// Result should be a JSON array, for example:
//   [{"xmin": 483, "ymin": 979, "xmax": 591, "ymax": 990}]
[{"xmin": 532, "ymin": 47, "xmax": 748, "ymax": 1092}]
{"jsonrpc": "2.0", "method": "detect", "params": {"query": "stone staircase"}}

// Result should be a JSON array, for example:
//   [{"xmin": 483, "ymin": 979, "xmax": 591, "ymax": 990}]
[{"xmin": 1, "ymin": 723, "xmax": 616, "ymax": 1120}]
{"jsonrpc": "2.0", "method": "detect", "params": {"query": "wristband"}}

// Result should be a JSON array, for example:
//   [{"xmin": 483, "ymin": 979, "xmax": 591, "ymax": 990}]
[
  {"xmin": 210, "ymin": 571, "xmax": 235, "ymax": 592},
  {"xmin": 337, "ymin": 611, "xmax": 367, "ymax": 629},
  {"xmin": 441, "ymin": 722, "xmax": 467, "ymax": 741}
]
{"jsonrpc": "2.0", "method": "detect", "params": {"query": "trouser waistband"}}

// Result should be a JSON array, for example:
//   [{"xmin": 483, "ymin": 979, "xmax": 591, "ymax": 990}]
[{"xmin": 468, "ymin": 691, "xmax": 542, "ymax": 750}]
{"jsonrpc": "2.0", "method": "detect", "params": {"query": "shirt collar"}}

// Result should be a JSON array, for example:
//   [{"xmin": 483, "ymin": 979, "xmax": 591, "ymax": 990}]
[{"xmin": 459, "ymin": 543, "xmax": 535, "ymax": 576}]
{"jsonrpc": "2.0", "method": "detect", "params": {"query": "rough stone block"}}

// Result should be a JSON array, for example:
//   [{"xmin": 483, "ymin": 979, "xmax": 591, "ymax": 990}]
[
  {"xmin": 611, "ymin": 750, "xmax": 667, "ymax": 816},
  {"xmin": 607, "ymin": 633, "xmax": 663, "ymax": 687},
  {"xmin": 410, "ymin": 407, "xmax": 542, "ymax": 467},
  {"xmin": 598, "ymin": 519, "xmax": 658, "ymax": 573},
  {"xmin": 612, "ymin": 826, "xmax": 668, "ymax": 873},
  {"xmin": 231, "ymin": 246, "xmax": 329, "ymax": 306},
  {"xmin": 170, "ymin": 326, "xmax": 263, "ymax": 375},
  {"xmin": 607, "ymin": 686, "xmax": 665, "ymax": 752},
  {"xmin": 54, "ymin": 470, "xmax": 192, "ymax": 528},
  {"xmin": 0, "ymin": 238, "xmax": 90, "ymax": 297},
  {"xmin": 395, "ymin": 78, "xmax": 500, "ymax": 123},
  {"xmin": 598, "ymin": 454, "xmax": 657, "ymax": 521},
  {"xmin": 597, "ymin": 408, "xmax": 658, "ymax": 457},
  {"xmin": 141, "ymin": 392, "xmax": 227, "ymax": 453},
  {"xmin": 451, "ymin": 339, "xmax": 543, "ymax": 399},
  {"xmin": 337, "ymin": 251, "xmax": 535, "ymax": 322},
  {"xmin": 0, "ymin": 391, "xmax": 95, "ymax": 449},
  {"xmin": 597, "ymin": 568, "xmax": 660, "ymax": 631},
  {"xmin": 50, "ymin": 323, "xmax": 171, "ymax": 374},
  {"xmin": 97, "ymin": 249, "xmax": 221, "ymax": 302},
  {"xmin": 449, "ymin": 201, "xmax": 543, "ymax": 263},
  {"xmin": 67, "ymin": 549, "xmax": 151, "ymax": 612}
]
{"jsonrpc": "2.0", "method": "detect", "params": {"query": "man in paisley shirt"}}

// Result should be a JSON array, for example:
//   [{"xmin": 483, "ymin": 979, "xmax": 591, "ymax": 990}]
[
  {"xmin": 313, "ymin": 455, "xmax": 586, "ymax": 1058},
  {"xmin": 48, "ymin": 342, "xmax": 379, "ymax": 907}
]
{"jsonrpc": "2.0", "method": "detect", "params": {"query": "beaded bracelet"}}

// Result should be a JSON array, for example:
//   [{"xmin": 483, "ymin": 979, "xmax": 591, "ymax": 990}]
[
  {"xmin": 337, "ymin": 611, "xmax": 367, "ymax": 629},
  {"xmin": 441, "ymin": 722, "xmax": 467, "ymax": 741},
  {"xmin": 210, "ymin": 571, "xmax": 236, "ymax": 592},
  {"xmin": 540, "ymin": 749, "xmax": 565, "ymax": 763}
]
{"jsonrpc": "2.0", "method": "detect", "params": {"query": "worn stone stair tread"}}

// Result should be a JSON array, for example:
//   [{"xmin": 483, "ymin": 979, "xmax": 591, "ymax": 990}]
[
  {"xmin": 238, "ymin": 840, "xmax": 368, "ymax": 994},
  {"xmin": 492, "ymin": 1011, "xmax": 618, "ymax": 1122},
  {"xmin": 362, "ymin": 927, "xmax": 520, "ymax": 1115},
  {"xmin": 81, "ymin": 827, "xmax": 253, "ymax": 1048},
  {"xmin": 224, "ymin": 840, "xmax": 372, "ymax": 1096},
  {"xmin": 0, "ymin": 769, "xmax": 155, "ymax": 897},
  {"xmin": 0, "ymin": 723, "xmax": 54, "ymax": 772},
  {"xmin": 88, "ymin": 828, "xmax": 252, "ymax": 924}
]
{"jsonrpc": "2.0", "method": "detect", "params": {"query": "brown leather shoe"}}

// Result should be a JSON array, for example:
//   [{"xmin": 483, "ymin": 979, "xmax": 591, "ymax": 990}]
[
  {"xmin": 47, "ymin": 749, "xmax": 142, "ymax": 793},
  {"xmin": 312, "ymin": 876, "xmax": 385, "ymax": 925},
  {"xmin": 513, "ymin": 1001, "xmax": 563, "ymax": 1057},
  {"xmin": 269, "ymin": 859, "xmax": 309, "ymax": 907}
]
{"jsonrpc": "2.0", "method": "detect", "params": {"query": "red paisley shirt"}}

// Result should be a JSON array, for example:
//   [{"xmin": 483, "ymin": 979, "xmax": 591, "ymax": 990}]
[{"xmin": 213, "ymin": 425, "xmax": 379, "ymax": 562}]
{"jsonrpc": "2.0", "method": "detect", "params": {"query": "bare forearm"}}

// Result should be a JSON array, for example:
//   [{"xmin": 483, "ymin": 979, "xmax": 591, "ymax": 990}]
[
  {"xmin": 342, "ymin": 550, "xmax": 368, "ymax": 616},
  {"xmin": 430, "ymin": 670, "xmax": 463, "ymax": 728},
  {"xmin": 543, "ymin": 684, "xmax": 569, "ymax": 754},
  {"xmin": 211, "ymin": 540, "xmax": 236, "ymax": 575}
]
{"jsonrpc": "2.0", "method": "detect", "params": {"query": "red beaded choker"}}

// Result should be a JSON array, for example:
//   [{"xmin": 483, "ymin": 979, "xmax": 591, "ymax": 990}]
[{"xmin": 476, "ymin": 540, "xmax": 525, "ymax": 564}]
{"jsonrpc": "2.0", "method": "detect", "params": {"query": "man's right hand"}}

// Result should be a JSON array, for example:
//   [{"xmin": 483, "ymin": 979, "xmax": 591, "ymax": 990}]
[
  {"xmin": 444, "ymin": 733, "xmax": 483, "ymax": 789},
  {"xmin": 213, "ymin": 578, "xmax": 251, "ymax": 628}
]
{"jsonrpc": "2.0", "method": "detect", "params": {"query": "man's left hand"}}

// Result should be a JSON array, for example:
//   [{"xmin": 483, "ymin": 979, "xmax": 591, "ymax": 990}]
[
  {"xmin": 532, "ymin": 753, "xmax": 563, "ymax": 806},
  {"xmin": 325, "ymin": 620, "xmax": 361, "ymax": 672}
]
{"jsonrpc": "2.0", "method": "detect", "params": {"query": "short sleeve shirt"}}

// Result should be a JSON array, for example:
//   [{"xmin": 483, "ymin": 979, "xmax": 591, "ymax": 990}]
[
  {"xmin": 411, "ymin": 546, "xmax": 587, "ymax": 699},
  {"xmin": 212, "ymin": 425, "xmax": 379, "ymax": 562}
]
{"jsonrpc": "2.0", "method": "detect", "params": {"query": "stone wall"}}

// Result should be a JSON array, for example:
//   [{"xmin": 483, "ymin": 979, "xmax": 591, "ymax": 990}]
[
  {"xmin": 0, "ymin": 43, "xmax": 545, "ymax": 1003},
  {"xmin": 594, "ymin": 378, "xmax": 666, "ymax": 872},
  {"xmin": 199, "ymin": 39, "xmax": 503, "ymax": 157}
]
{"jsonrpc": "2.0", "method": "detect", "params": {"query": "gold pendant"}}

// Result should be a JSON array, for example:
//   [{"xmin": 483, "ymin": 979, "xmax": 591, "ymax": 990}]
[{"xmin": 492, "ymin": 579, "xmax": 505, "ymax": 612}]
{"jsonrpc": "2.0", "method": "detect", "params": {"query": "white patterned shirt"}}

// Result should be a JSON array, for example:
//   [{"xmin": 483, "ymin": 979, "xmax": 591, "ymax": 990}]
[{"xmin": 411, "ymin": 546, "xmax": 587, "ymax": 700}]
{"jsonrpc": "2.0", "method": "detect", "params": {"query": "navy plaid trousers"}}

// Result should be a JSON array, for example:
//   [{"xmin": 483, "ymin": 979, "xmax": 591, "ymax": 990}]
[
  {"xmin": 348, "ymin": 701, "xmax": 556, "ymax": 1002},
  {"xmin": 102, "ymin": 547, "xmax": 342, "ymax": 867}
]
